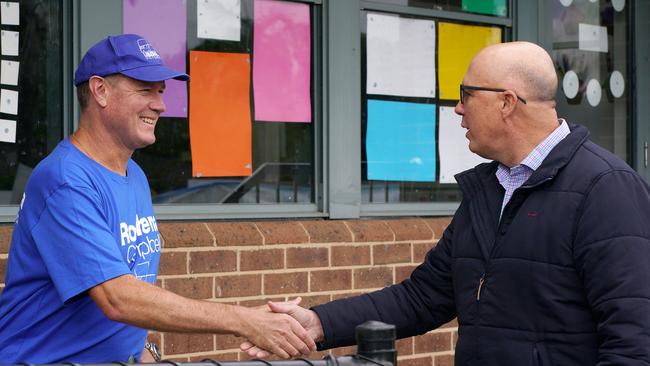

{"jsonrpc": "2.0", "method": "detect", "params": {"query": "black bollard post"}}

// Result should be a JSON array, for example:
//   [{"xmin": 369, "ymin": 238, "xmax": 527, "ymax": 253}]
[{"xmin": 355, "ymin": 321, "xmax": 396, "ymax": 366}]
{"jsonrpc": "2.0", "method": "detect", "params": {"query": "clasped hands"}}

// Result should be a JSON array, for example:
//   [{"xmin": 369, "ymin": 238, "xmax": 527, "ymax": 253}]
[{"xmin": 240, "ymin": 297, "xmax": 323, "ymax": 359}]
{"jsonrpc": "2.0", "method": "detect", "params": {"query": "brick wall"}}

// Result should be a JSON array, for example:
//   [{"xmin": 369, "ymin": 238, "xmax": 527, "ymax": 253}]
[{"xmin": 0, "ymin": 218, "xmax": 455, "ymax": 366}]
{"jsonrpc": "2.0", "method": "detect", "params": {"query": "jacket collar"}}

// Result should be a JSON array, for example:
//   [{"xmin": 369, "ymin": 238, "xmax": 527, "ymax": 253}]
[{"xmin": 456, "ymin": 123, "xmax": 590, "ymax": 196}]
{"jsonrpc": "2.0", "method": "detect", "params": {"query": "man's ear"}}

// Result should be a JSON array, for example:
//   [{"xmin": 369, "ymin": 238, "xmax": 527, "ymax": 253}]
[
  {"xmin": 500, "ymin": 90, "xmax": 518, "ymax": 117},
  {"xmin": 88, "ymin": 76, "xmax": 110, "ymax": 108}
]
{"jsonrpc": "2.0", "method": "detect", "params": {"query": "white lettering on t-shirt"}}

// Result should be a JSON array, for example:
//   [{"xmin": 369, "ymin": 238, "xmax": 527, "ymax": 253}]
[{"xmin": 120, "ymin": 214, "xmax": 158, "ymax": 246}]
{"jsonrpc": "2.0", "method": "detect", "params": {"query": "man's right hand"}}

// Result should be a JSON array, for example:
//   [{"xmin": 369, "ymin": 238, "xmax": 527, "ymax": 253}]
[{"xmin": 240, "ymin": 298, "xmax": 324, "ymax": 358}]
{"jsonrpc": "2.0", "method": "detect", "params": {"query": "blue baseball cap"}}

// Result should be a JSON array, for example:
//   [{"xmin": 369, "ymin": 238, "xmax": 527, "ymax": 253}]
[{"xmin": 74, "ymin": 34, "xmax": 189, "ymax": 86}]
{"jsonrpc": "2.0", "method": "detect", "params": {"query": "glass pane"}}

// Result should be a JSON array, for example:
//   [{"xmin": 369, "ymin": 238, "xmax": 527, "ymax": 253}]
[
  {"xmin": 361, "ymin": 11, "xmax": 503, "ymax": 203},
  {"xmin": 0, "ymin": 0, "xmax": 62, "ymax": 205},
  {"xmin": 123, "ymin": 0, "xmax": 319, "ymax": 205},
  {"xmin": 368, "ymin": 0, "xmax": 508, "ymax": 18},
  {"xmin": 550, "ymin": 0, "xmax": 629, "ymax": 162}
]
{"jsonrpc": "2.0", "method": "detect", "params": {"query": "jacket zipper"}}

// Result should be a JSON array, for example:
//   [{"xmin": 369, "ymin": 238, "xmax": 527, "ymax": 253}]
[{"xmin": 477, "ymin": 275, "xmax": 485, "ymax": 301}]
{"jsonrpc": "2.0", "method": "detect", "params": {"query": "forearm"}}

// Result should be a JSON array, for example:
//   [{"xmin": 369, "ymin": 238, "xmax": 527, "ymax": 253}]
[{"xmin": 90, "ymin": 274, "xmax": 252, "ymax": 335}]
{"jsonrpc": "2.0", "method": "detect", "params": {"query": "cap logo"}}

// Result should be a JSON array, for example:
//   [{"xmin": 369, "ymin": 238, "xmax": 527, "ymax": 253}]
[{"xmin": 137, "ymin": 38, "xmax": 160, "ymax": 60}]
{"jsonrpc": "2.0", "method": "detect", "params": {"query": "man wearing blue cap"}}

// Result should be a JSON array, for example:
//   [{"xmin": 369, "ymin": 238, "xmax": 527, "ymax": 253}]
[{"xmin": 0, "ymin": 34, "xmax": 315, "ymax": 363}]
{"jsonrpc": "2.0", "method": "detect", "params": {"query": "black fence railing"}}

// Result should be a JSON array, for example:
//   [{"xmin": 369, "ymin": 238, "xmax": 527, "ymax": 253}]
[{"xmin": 3, "ymin": 322, "xmax": 396, "ymax": 366}]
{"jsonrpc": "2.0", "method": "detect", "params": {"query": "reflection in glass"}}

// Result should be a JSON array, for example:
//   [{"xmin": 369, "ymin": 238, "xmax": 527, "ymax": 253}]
[
  {"xmin": 131, "ymin": 0, "xmax": 318, "ymax": 205},
  {"xmin": 551, "ymin": 0, "xmax": 629, "ymax": 162},
  {"xmin": 0, "ymin": 0, "xmax": 62, "ymax": 205}
]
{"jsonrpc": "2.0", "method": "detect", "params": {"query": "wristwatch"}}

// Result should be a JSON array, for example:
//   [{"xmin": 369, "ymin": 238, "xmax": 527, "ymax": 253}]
[{"xmin": 144, "ymin": 342, "xmax": 162, "ymax": 362}]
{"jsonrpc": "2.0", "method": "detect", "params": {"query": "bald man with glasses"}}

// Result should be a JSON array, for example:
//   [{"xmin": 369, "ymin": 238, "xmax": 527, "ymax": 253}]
[{"xmin": 244, "ymin": 41, "xmax": 650, "ymax": 365}]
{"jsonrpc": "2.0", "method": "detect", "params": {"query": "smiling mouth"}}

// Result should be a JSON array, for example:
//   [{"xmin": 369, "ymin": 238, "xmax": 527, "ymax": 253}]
[{"xmin": 140, "ymin": 116, "xmax": 156, "ymax": 125}]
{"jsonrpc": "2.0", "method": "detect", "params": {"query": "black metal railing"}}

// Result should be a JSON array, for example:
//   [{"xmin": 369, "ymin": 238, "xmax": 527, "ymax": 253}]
[{"xmin": 4, "ymin": 322, "xmax": 396, "ymax": 366}]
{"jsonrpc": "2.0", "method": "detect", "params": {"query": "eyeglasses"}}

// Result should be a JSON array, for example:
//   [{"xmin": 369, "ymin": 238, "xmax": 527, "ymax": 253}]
[{"xmin": 460, "ymin": 84, "xmax": 527, "ymax": 104}]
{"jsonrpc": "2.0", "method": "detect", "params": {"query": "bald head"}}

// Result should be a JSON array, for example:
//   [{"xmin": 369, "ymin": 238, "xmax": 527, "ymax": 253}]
[{"xmin": 470, "ymin": 42, "xmax": 558, "ymax": 102}]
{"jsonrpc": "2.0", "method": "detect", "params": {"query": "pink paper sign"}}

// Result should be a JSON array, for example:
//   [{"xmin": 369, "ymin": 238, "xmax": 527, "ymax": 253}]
[
  {"xmin": 123, "ymin": 0, "xmax": 188, "ymax": 118},
  {"xmin": 253, "ymin": 0, "xmax": 311, "ymax": 123}
]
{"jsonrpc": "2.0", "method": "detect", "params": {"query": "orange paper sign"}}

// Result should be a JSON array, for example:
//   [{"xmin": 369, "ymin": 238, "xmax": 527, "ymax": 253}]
[{"xmin": 189, "ymin": 51, "xmax": 252, "ymax": 177}]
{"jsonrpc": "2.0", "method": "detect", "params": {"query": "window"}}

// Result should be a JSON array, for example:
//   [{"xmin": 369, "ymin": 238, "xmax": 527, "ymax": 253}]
[
  {"xmin": 368, "ymin": 0, "xmax": 509, "ymax": 18},
  {"xmin": 121, "ymin": 0, "xmax": 321, "ymax": 205},
  {"xmin": 360, "ymin": 9, "xmax": 505, "ymax": 204},
  {"xmin": 0, "ymin": 0, "xmax": 63, "ymax": 205},
  {"xmin": 549, "ymin": 0, "xmax": 630, "ymax": 162}
]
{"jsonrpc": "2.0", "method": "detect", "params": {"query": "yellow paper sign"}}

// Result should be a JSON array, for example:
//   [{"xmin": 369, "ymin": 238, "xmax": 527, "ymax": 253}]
[{"xmin": 438, "ymin": 22, "xmax": 502, "ymax": 100}]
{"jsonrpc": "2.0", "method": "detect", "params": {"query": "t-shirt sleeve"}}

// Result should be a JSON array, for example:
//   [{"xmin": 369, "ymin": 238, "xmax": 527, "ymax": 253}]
[{"xmin": 31, "ymin": 184, "xmax": 131, "ymax": 303}]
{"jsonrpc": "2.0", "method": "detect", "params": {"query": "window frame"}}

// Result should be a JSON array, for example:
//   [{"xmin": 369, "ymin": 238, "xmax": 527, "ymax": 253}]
[{"xmin": 3, "ymin": 0, "xmax": 649, "ymax": 222}]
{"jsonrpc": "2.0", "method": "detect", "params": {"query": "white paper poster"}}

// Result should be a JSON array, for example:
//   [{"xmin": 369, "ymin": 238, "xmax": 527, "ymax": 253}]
[
  {"xmin": 0, "ymin": 1, "xmax": 19, "ymax": 25},
  {"xmin": 0, "ymin": 59, "xmax": 18, "ymax": 85},
  {"xmin": 562, "ymin": 70, "xmax": 579, "ymax": 99},
  {"xmin": 578, "ymin": 24, "xmax": 608, "ymax": 53},
  {"xmin": 0, "ymin": 88, "xmax": 17, "ymax": 114},
  {"xmin": 609, "ymin": 70, "xmax": 624, "ymax": 98},
  {"xmin": 197, "ymin": 0, "xmax": 240, "ymax": 41},
  {"xmin": 1, "ymin": 30, "xmax": 18, "ymax": 56},
  {"xmin": 438, "ymin": 106, "xmax": 489, "ymax": 183},
  {"xmin": 586, "ymin": 79, "xmax": 601, "ymax": 107},
  {"xmin": 0, "ymin": 118, "xmax": 15, "ymax": 143},
  {"xmin": 612, "ymin": 0, "xmax": 625, "ymax": 11},
  {"xmin": 366, "ymin": 12, "xmax": 436, "ymax": 98}
]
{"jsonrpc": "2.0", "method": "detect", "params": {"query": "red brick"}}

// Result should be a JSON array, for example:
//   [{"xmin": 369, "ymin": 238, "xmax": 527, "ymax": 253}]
[
  {"xmin": 0, "ymin": 257, "xmax": 6, "ymax": 283},
  {"xmin": 354, "ymin": 267, "xmax": 393, "ymax": 289},
  {"xmin": 396, "ymin": 337, "xmax": 413, "ymax": 356},
  {"xmin": 332, "ymin": 245, "xmax": 371, "ymax": 266},
  {"xmin": 264, "ymin": 272, "xmax": 308, "ymax": 294},
  {"xmin": 238, "ymin": 297, "xmax": 284, "ymax": 307},
  {"xmin": 240, "ymin": 248, "xmax": 284, "ymax": 271},
  {"xmin": 147, "ymin": 332, "xmax": 162, "ymax": 345},
  {"xmin": 435, "ymin": 354, "xmax": 454, "ymax": 366},
  {"xmin": 423, "ymin": 218, "xmax": 452, "ymax": 240},
  {"xmin": 441, "ymin": 318, "xmax": 458, "ymax": 328},
  {"xmin": 414, "ymin": 332, "xmax": 452, "ymax": 353},
  {"xmin": 190, "ymin": 352, "xmax": 239, "ymax": 362},
  {"xmin": 345, "ymin": 220, "xmax": 394, "ymax": 242},
  {"xmin": 158, "ymin": 251, "xmax": 187, "ymax": 276},
  {"xmin": 287, "ymin": 247, "xmax": 328, "ymax": 268},
  {"xmin": 310, "ymin": 269, "xmax": 352, "ymax": 292},
  {"xmin": 300, "ymin": 220, "xmax": 353, "ymax": 243},
  {"xmin": 374, "ymin": 243, "xmax": 411, "ymax": 265},
  {"xmin": 399, "ymin": 356, "xmax": 432, "ymax": 366},
  {"xmin": 395, "ymin": 265, "xmax": 418, "ymax": 283},
  {"xmin": 159, "ymin": 222, "xmax": 214, "ymax": 248},
  {"xmin": 165, "ymin": 277, "xmax": 213, "ymax": 299},
  {"xmin": 452, "ymin": 331, "xmax": 458, "ymax": 349},
  {"xmin": 330, "ymin": 345, "xmax": 357, "ymax": 356},
  {"xmin": 385, "ymin": 219, "xmax": 433, "ymax": 241},
  {"xmin": 164, "ymin": 356, "xmax": 189, "ymax": 362},
  {"xmin": 413, "ymin": 242, "xmax": 435, "ymax": 263},
  {"xmin": 164, "ymin": 333, "xmax": 214, "ymax": 355},
  {"xmin": 298, "ymin": 294, "xmax": 331, "ymax": 309},
  {"xmin": 0, "ymin": 225, "xmax": 12, "ymax": 254},
  {"xmin": 190, "ymin": 250, "xmax": 237, "ymax": 274},
  {"xmin": 207, "ymin": 222, "xmax": 263, "ymax": 246},
  {"xmin": 215, "ymin": 274, "xmax": 261, "ymax": 298},
  {"xmin": 215, "ymin": 334, "xmax": 244, "ymax": 350},
  {"xmin": 256, "ymin": 221, "xmax": 308, "ymax": 244}
]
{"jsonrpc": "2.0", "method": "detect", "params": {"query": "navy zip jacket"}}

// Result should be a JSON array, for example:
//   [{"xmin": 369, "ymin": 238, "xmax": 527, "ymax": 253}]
[{"xmin": 313, "ymin": 124, "xmax": 650, "ymax": 365}]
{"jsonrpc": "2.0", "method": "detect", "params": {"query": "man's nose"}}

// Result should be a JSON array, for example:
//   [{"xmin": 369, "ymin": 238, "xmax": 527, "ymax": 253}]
[
  {"xmin": 454, "ymin": 99, "xmax": 464, "ymax": 116},
  {"xmin": 151, "ymin": 93, "xmax": 166, "ymax": 113}
]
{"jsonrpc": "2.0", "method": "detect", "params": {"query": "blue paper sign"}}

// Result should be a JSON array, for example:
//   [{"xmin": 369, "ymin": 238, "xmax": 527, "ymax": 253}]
[{"xmin": 366, "ymin": 100, "xmax": 437, "ymax": 182}]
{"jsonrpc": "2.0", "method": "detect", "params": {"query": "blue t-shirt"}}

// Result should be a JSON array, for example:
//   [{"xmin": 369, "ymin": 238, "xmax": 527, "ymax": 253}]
[{"xmin": 0, "ymin": 139, "xmax": 161, "ymax": 363}]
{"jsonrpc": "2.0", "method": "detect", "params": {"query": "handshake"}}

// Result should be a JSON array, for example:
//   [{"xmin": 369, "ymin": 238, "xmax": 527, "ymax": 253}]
[{"xmin": 238, "ymin": 297, "xmax": 324, "ymax": 359}]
